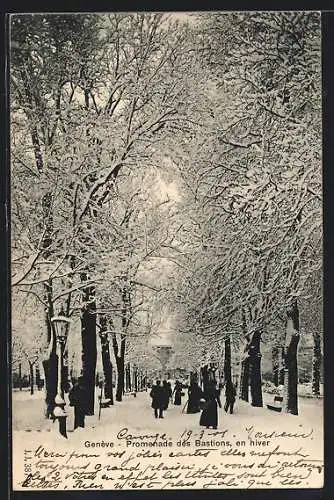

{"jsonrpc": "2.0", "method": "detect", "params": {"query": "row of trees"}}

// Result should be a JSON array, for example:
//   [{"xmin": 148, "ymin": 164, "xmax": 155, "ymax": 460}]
[
  {"xmin": 172, "ymin": 12, "xmax": 322, "ymax": 413},
  {"xmin": 11, "ymin": 12, "xmax": 322, "ymax": 418},
  {"xmin": 11, "ymin": 13, "xmax": 199, "ymax": 416}
]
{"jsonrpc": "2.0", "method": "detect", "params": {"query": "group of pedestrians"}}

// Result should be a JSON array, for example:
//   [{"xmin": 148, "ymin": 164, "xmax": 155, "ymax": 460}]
[
  {"xmin": 199, "ymin": 379, "xmax": 236, "ymax": 429},
  {"xmin": 68, "ymin": 375, "xmax": 237, "ymax": 432},
  {"xmin": 149, "ymin": 377, "xmax": 237, "ymax": 429},
  {"xmin": 149, "ymin": 380, "xmax": 172, "ymax": 418}
]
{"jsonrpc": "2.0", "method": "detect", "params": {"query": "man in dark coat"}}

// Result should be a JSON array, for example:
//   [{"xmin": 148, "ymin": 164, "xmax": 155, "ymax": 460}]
[
  {"xmin": 199, "ymin": 380, "xmax": 222, "ymax": 429},
  {"xmin": 150, "ymin": 380, "xmax": 165, "ymax": 418},
  {"xmin": 69, "ymin": 376, "xmax": 87, "ymax": 430},
  {"xmin": 187, "ymin": 381, "xmax": 203, "ymax": 413},
  {"xmin": 224, "ymin": 381, "xmax": 237, "ymax": 414}
]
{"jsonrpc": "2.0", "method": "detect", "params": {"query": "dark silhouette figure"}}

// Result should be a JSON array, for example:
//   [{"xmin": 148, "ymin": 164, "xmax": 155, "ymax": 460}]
[
  {"xmin": 162, "ymin": 380, "xmax": 171, "ymax": 411},
  {"xmin": 69, "ymin": 377, "xmax": 87, "ymax": 430},
  {"xmin": 199, "ymin": 381, "xmax": 222, "ymax": 429},
  {"xmin": 173, "ymin": 380, "xmax": 183, "ymax": 405},
  {"xmin": 150, "ymin": 380, "xmax": 165, "ymax": 418},
  {"xmin": 224, "ymin": 381, "xmax": 237, "ymax": 414},
  {"xmin": 167, "ymin": 381, "xmax": 172, "ymax": 402},
  {"xmin": 187, "ymin": 381, "xmax": 203, "ymax": 413}
]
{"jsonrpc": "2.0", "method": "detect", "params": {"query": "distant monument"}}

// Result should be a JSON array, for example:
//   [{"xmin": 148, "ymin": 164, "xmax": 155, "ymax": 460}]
[{"xmin": 153, "ymin": 345, "xmax": 173, "ymax": 378}]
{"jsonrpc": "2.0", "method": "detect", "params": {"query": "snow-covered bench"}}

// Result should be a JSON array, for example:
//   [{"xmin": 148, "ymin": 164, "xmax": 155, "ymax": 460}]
[
  {"xmin": 99, "ymin": 397, "xmax": 112, "ymax": 408},
  {"xmin": 267, "ymin": 395, "xmax": 283, "ymax": 412}
]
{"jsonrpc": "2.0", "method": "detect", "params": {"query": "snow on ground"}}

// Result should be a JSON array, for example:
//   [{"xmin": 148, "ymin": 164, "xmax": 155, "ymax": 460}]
[
  {"xmin": 12, "ymin": 389, "xmax": 323, "ymax": 490},
  {"xmin": 12, "ymin": 388, "xmax": 323, "ymax": 434}
]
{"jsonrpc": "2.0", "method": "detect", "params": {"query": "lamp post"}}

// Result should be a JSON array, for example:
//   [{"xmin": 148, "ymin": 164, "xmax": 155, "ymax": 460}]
[{"xmin": 51, "ymin": 308, "xmax": 71, "ymax": 438}]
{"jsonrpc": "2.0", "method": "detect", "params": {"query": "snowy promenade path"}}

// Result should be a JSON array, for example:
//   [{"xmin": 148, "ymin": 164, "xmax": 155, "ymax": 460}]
[
  {"xmin": 12, "ymin": 388, "xmax": 323, "ymax": 435},
  {"xmin": 12, "ymin": 390, "xmax": 323, "ymax": 490}
]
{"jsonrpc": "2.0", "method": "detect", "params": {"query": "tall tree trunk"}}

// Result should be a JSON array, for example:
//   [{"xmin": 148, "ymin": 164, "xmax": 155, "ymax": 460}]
[
  {"xmin": 41, "ymin": 191, "xmax": 58, "ymax": 418},
  {"xmin": 249, "ymin": 329, "xmax": 263, "ymax": 407},
  {"xmin": 279, "ymin": 347, "xmax": 285, "ymax": 385},
  {"xmin": 81, "ymin": 280, "xmax": 97, "ymax": 415},
  {"xmin": 113, "ymin": 286, "xmax": 130, "ymax": 402},
  {"xmin": 61, "ymin": 293, "xmax": 72, "ymax": 395},
  {"xmin": 312, "ymin": 331, "xmax": 321, "ymax": 396},
  {"xmin": 239, "ymin": 309, "xmax": 250, "ymax": 401},
  {"xmin": 99, "ymin": 317, "xmax": 114, "ymax": 404},
  {"xmin": 125, "ymin": 364, "xmax": 129, "ymax": 392},
  {"xmin": 42, "ymin": 323, "xmax": 57, "ymax": 418},
  {"xmin": 113, "ymin": 333, "xmax": 126, "ymax": 402},
  {"xmin": 35, "ymin": 365, "xmax": 41, "ymax": 390},
  {"xmin": 283, "ymin": 299, "xmax": 300, "ymax": 415},
  {"xmin": 201, "ymin": 365, "xmax": 210, "ymax": 392},
  {"xmin": 115, "ymin": 355, "xmax": 125, "ymax": 401},
  {"xmin": 240, "ymin": 356, "xmax": 250, "ymax": 401},
  {"xmin": 224, "ymin": 336, "xmax": 232, "ymax": 385},
  {"xmin": 62, "ymin": 347, "xmax": 70, "ymax": 394},
  {"xmin": 29, "ymin": 361, "xmax": 34, "ymax": 395},
  {"xmin": 128, "ymin": 363, "xmax": 132, "ymax": 392},
  {"xmin": 134, "ymin": 367, "xmax": 138, "ymax": 392},
  {"xmin": 272, "ymin": 345, "xmax": 279, "ymax": 386},
  {"xmin": 18, "ymin": 363, "xmax": 22, "ymax": 391}
]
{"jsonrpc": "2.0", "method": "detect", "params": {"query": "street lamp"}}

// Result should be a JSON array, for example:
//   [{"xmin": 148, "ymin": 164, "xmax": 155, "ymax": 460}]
[{"xmin": 51, "ymin": 308, "xmax": 71, "ymax": 437}]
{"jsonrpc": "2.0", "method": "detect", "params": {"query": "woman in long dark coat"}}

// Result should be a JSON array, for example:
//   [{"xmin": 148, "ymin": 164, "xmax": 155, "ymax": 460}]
[
  {"xmin": 187, "ymin": 381, "xmax": 203, "ymax": 413},
  {"xmin": 199, "ymin": 381, "xmax": 222, "ymax": 429},
  {"xmin": 162, "ymin": 380, "xmax": 170, "ymax": 411},
  {"xmin": 173, "ymin": 380, "xmax": 183, "ymax": 405}
]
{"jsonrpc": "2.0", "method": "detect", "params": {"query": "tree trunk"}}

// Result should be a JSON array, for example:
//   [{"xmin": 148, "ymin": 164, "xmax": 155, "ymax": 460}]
[
  {"xmin": 81, "ymin": 280, "xmax": 97, "ymax": 415},
  {"xmin": 41, "ymin": 191, "xmax": 57, "ymax": 417},
  {"xmin": 312, "ymin": 331, "xmax": 321, "ymax": 396},
  {"xmin": 115, "ymin": 355, "xmax": 125, "ymax": 401},
  {"xmin": 42, "ymin": 323, "xmax": 57, "ymax": 418},
  {"xmin": 223, "ymin": 336, "xmax": 232, "ymax": 385},
  {"xmin": 62, "ymin": 351, "xmax": 70, "ymax": 394},
  {"xmin": 113, "ymin": 286, "xmax": 130, "ymax": 402},
  {"xmin": 134, "ymin": 367, "xmax": 138, "ymax": 392},
  {"xmin": 283, "ymin": 299, "xmax": 300, "ymax": 415},
  {"xmin": 249, "ymin": 329, "xmax": 263, "ymax": 407},
  {"xmin": 29, "ymin": 361, "xmax": 34, "ymax": 395},
  {"xmin": 279, "ymin": 347, "xmax": 285, "ymax": 385},
  {"xmin": 127, "ymin": 363, "xmax": 132, "ymax": 392},
  {"xmin": 240, "ymin": 356, "xmax": 250, "ymax": 401},
  {"xmin": 99, "ymin": 315, "xmax": 114, "ymax": 403},
  {"xmin": 35, "ymin": 365, "xmax": 41, "ymax": 390},
  {"xmin": 272, "ymin": 346, "xmax": 279, "ymax": 386},
  {"xmin": 18, "ymin": 363, "xmax": 22, "ymax": 391},
  {"xmin": 239, "ymin": 308, "xmax": 250, "ymax": 401},
  {"xmin": 125, "ymin": 364, "xmax": 129, "ymax": 392},
  {"xmin": 100, "ymin": 343, "xmax": 114, "ymax": 404},
  {"xmin": 113, "ymin": 332, "xmax": 126, "ymax": 402},
  {"xmin": 201, "ymin": 365, "xmax": 210, "ymax": 392}
]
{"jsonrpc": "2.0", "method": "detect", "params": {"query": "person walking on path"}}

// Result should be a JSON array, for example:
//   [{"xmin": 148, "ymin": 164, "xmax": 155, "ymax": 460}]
[
  {"xmin": 224, "ymin": 380, "xmax": 237, "ymax": 414},
  {"xmin": 173, "ymin": 380, "xmax": 183, "ymax": 405},
  {"xmin": 187, "ymin": 380, "xmax": 203, "ymax": 414},
  {"xmin": 69, "ymin": 376, "xmax": 87, "ymax": 430},
  {"xmin": 150, "ymin": 380, "xmax": 165, "ymax": 418},
  {"xmin": 162, "ymin": 380, "xmax": 171, "ymax": 412},
  {"xmin": 167, "ymin": 381, "xmax": 173, "ymax": 402},
  {"xmin": 199, "ymin": 380, "xmax": 222, "ymax": 429}
]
